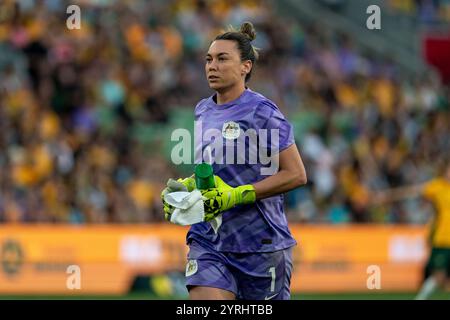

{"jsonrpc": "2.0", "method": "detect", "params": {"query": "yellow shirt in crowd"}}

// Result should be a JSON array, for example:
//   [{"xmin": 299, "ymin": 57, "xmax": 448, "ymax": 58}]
[{"xmin": 423, "ymin": 178, "xmax": 450, "ymax": 247}]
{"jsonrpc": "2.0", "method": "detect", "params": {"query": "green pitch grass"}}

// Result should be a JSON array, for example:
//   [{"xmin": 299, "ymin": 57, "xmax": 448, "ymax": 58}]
[{"xmin": 0, "ymin": 292, "xmax": 449, "ymax": 300}]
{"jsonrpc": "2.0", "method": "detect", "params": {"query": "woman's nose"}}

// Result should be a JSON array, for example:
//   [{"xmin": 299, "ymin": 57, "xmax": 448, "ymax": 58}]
[{"xmin": 208, "ymin": 60, "xmax": 218, "ymax": 70}]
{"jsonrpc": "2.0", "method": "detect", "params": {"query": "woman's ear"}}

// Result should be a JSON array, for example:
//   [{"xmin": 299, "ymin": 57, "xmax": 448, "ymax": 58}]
[{"xmin": 241, "ymin": 60, "xmax": 252, "ymax": 76}]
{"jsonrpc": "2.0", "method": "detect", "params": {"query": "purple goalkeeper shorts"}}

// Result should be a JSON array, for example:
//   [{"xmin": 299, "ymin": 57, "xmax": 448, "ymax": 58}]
[{"xmin": 185, "ymin": 239, "xmax": 293, "ymax": 300}]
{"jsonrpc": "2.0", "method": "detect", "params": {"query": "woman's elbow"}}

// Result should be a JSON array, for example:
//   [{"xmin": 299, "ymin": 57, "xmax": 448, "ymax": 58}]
[
  {"xmin": 298, "ymin": 173, "xmax": 307, "ymax": 186},
  {"xmin": 293, "ymin": 169, "xmax": 307, "ymax": 187}
]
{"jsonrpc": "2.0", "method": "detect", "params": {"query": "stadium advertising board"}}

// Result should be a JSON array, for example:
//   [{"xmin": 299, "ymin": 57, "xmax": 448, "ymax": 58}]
[{"xmin": 0, "ymin": 225, "xmax": 427, "ymax": 294}]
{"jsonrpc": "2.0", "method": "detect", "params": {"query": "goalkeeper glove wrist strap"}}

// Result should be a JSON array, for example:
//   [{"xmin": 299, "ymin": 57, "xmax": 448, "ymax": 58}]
[{"xmin": 235, "ymin": 185, "xmax": 256, "ymax": 205}]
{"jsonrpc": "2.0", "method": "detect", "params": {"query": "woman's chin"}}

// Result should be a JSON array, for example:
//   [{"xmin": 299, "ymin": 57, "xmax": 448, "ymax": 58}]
[{"xmin": 208, "ymin": 82, "xmax": 223, "ymax": 90}]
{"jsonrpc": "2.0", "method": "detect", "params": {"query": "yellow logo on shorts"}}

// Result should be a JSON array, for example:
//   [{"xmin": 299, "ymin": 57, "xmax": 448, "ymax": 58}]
[{"xmin": 186, "ymin": 259, "xmax": 198, "ymax": 277}]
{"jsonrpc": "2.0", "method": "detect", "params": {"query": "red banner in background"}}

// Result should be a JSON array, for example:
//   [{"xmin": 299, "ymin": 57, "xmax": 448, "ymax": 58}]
[
  {"xmin": 0, "ymin": 224, "xmax": 428, "ymax": 294},
  {"xmin": 423, "ymin": 34, "xmax": 450, "ymax": 84}
]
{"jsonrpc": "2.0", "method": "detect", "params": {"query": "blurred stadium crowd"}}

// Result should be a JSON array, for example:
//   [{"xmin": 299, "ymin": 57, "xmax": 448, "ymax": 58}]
[
  {"xmin": 321, "ymin": 0, "xmax": 450, "ymax": 23},
  {"xmin": 388, "ymin": 0, "xmax": 450, "ymax": 23},
  {"xmin": 0, "ymin": 0, "xmax": 449, "ymax": 224}
]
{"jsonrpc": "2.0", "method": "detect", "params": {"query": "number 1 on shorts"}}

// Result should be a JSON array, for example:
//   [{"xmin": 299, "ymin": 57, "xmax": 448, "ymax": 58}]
[{"xmin": 269, "ymin": 267, "xmax": 276, "ymax": 292}]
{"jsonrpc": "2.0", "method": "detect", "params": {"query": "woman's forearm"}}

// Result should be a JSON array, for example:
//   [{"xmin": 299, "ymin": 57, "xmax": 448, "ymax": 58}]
[{"xmin": 252, "ymin": 168, "xmax": 307, "ymax": 200}]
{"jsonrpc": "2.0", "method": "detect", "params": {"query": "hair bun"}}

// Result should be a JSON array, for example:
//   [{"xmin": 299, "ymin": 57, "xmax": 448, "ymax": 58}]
[{"xmin": 239, "ymin": 21, "xmax": 256, "ymax": 41}]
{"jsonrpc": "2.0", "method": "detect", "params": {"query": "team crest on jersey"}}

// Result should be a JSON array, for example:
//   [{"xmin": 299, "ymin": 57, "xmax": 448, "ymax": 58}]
[
  {"xmin": 186, "ymin": 259, "xmax": 198, "ymax": 277},
  {"xmin": 222, "ymin": 121, "xmax": 240, "ymax": 140}
]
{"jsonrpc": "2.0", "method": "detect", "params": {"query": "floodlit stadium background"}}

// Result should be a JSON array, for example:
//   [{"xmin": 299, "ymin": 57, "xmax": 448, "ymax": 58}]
[{"xmin": 0, "ymin": 0, "xmax": 449, "ymax": 299}]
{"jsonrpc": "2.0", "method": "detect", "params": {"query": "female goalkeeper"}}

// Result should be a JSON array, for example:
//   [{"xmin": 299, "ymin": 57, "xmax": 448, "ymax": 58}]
[{"xmin": 162, "ymin": 22, "xmax": 307, "ymax": 300}]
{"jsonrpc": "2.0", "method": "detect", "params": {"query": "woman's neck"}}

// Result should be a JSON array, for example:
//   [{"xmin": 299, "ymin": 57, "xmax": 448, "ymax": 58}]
[{"xmin": 216, "ymin": 83, "xmax": 246, "ymax": 105}]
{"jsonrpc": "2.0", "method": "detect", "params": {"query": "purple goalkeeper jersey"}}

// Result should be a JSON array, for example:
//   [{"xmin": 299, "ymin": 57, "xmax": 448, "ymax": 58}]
[{"xmin": 187, "ymin": 88, "xmax": 297, "ymax": 253}]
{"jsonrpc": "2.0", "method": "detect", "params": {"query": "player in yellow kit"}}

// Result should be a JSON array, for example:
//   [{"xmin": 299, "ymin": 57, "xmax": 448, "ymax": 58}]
[{"xmin": 374, "ymin": 161, "xmax": 450, "ymax": 299}]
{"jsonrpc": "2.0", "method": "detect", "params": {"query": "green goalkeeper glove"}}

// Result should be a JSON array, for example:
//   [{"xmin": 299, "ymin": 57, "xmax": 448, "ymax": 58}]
[
  {"xmin": 201, "ymin": 175, "xmax": 256, "ymax": 222},
  {"xmin": 161, "ymin": 176, "xmax": 196, "ymax": 221}
]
